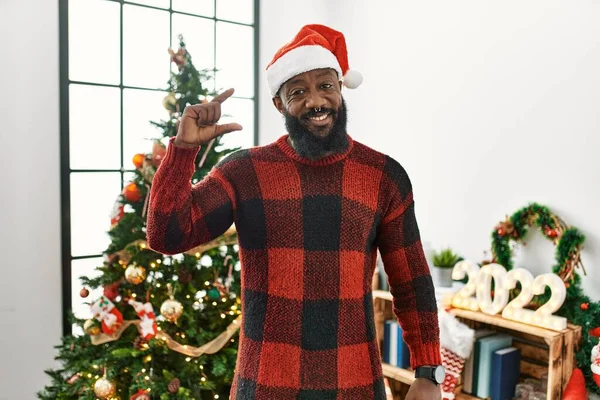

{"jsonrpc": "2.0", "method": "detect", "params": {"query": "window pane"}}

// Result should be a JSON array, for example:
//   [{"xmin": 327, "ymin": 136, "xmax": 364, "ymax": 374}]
[
  {"xmin": 216, "ymin": 22, "xmax": 254, "ymax": 98},
  {"xmin": 123, "ymin": 5, "xmax": 170, "ymax": 89},
  {"xmin": 217, "ymin": 98, "xmax": 254, "ymax": 150},
  {"xmin": 127, "ymin": 0, "xmax": 169, "ymax": 9},
  {"xmin": 69, "ymin": 0, "xmax": 120, "ymax": 84},
  {"xmin": 172, "ymin": 0, "xmax": 214, "ymax": 17},
  {"xmin": 172, "ymin": 14, "xmax": 215, "ymax": 72},
  {"xmin": 71, "ymin": 257, "xmax": 104, "ymax": 320},
  {"xmin": 69, "ymin": 84, "xmax": 121, "ymax": 169},
  {"xmin": 217, "ymin": 0, "xmax": 254, "ymax": 24},
  {"xmin": 71, "ymin": 172, "xmax": 122, "ymax": 256},
  {"xmin": 123, "ymin": 88, "xmax": 167, "ymax": 167}
]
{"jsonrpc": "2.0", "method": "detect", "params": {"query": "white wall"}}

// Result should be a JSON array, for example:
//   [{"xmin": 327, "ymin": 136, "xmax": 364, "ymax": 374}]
[
  {"xmin": 259, "ymin": 1, "xmax": 600, "ymax": 301},
  {"xmin": 0, "ymin": 1, "xmax": 62, "ymax": 399}
]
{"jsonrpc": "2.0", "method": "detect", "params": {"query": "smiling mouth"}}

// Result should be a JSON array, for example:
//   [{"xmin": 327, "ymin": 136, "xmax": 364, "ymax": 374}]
[{"xmin": 305, "ymin": 111, "xmax": 332, "ymax": 128}]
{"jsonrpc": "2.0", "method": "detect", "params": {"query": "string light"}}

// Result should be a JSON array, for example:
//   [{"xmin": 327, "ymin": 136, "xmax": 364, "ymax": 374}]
[
  {"xmin": 181, "ymin": 334, "xmax": 186, "ymax": 338},
  {"xmin": 212, "ymin": 302, "xmax": 217, "ymax": 306},
  {"xmin": 201, "ymin": 377, "xmax": 206, "ymax": 382},
  {"xmin": 156, "ymin": 259, "xmax": 162, "ymax": 264},
  {"xmin": 204, "ymin": 281, "xmax": 210, "ymax": 286},
  {"xmin": 142, "ymin": 369, "xmax": 146, "ymax": 373},
  {"xmin": 186, "ymin": 357, "xmax": 192, "ymax": 362},
  {"xmin": 221, "ymin": 314, "xmax": 226, "ymax": 319},
  {"xmin": 156, "ymin": 283, "xmax": 161, "ymax": 288},
  {"xmin": 196, "ymin": 252, "xmax": 201, "ymax": 258}
]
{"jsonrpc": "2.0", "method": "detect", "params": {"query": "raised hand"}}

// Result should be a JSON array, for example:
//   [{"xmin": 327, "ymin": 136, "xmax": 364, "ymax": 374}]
[{"xmin": 174, "ymin": 88, "xmax": 243, "ymax": 147}]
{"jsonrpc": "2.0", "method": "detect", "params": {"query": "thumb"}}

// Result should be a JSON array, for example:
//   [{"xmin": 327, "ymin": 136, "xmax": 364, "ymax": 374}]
[{"xmin": 215, "ymin": 123, "xmax": 243, "ymax": 136}]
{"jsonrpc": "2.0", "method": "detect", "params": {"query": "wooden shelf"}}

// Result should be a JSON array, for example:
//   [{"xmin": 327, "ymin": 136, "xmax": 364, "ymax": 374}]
[
  {"xmin": 381, "ymin": 363, "xmax": 414, "ymax": 385},
  {"xmin": 371, "ymin": 289, "xmax": 581, "ymax": 400},
  {"xmin": 373, "ymin": 289, "xmax": 393, "ymax": 302},
  {"xmin": 448, "ymin": 308, "xmax": 569, "ymax": 341}
]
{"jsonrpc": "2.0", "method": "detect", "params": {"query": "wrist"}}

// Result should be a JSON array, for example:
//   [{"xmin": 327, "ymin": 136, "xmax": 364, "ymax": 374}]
[{"xmin": 173, "ymin": 137, "xmax": 201, "ymax": 148}]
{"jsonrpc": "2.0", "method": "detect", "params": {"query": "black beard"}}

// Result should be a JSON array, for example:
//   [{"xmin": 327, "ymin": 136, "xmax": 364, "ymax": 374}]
[{"xmin": 283, "ymin": 98, "xmax": 349, "ymax": 161}]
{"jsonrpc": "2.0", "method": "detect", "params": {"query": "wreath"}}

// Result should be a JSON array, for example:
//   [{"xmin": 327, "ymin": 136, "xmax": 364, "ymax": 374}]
[{"xmin": 490, "ymin": 202, "xmax": 586, "ymax": 296}]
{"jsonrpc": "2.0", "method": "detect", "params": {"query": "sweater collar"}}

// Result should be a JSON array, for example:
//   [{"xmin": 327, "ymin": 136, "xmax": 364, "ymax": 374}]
[{"xmin": 275, "ymin": 134, "xmax": 354, "ymax": 166}]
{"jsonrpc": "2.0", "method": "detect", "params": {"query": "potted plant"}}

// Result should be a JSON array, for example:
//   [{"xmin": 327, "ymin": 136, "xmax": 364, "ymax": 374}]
[{"xmin": 430, "ymin": 248, "xmax": 460, "ymax": 287}]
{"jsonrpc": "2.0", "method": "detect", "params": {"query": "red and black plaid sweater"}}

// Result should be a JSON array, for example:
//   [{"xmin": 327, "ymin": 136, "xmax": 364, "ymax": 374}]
[{"xmin": 147, "ymin": 134, "xmax": 441, "ymax": 399}]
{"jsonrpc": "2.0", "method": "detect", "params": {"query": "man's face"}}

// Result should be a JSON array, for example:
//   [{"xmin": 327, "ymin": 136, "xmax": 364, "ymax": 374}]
[{"xmin": 273, "ymin": 68, "xmax": 349, "ymax": 159}]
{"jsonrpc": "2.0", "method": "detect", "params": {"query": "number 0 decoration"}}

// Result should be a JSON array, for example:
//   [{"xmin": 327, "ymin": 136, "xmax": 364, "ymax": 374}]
[{"xmin": 451, "ymin": 260, "xmax": 567, "ymax": 331}]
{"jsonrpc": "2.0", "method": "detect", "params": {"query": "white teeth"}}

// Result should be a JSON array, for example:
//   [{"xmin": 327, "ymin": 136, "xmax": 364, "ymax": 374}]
[{"xmin": 310, "ymin": 114, "xmax": 328, "ymax": 121}]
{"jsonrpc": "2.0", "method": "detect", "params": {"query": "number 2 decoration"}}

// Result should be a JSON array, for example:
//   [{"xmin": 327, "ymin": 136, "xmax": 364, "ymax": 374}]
[{"xmin": 451, "ymin": 260, "xmax": 567, "ymax": 331}]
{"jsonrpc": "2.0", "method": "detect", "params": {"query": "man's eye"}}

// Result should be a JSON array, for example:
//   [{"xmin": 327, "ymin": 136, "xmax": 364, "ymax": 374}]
[
  {"xmin": 290, "ymin": 89, "xmax": 304, "ymax": 96},
  {"xmin": 321, "ymin": 83, "xmax": 333, "ymax": 89}
]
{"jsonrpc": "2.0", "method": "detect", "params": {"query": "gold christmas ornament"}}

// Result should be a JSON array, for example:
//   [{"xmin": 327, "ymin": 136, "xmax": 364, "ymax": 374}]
[
  {"xmin": 161, "ymin": 298, "xmax": 183, "ymax": 323},
  {"xmin": 161, "ymin": 283, "xmax": 183, "ymax": 323},
  {"xmin": 84, "ymin": 319, "xmax": 101, "ymax": 336},
  {"xmin": 125, "ymin": 265, "xmax": 147, "ymax": 285},
  {"xmin": 162, "ymin": 92, "xmax": 177, "ymax": 111},
  {"xmin": 93, "ymin": 376, "xmax": 116, "ymax": 398}
]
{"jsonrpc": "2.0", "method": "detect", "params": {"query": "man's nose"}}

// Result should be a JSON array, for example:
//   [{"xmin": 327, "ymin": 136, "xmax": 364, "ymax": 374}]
[{"xmin": 304, "ymin": 92, "xmax": 327, "ymax": 109}]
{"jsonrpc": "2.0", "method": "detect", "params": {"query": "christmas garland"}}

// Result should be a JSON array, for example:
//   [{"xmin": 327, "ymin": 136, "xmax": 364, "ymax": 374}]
[{"xmin": 88, "ymin": 316, "xmax": 242, "ymax": 357}]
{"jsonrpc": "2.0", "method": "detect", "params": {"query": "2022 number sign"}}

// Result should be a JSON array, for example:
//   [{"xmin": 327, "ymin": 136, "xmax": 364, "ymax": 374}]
[{"xmin": 450, "ymin": 260, "xmax": 567, "ymax": 331}]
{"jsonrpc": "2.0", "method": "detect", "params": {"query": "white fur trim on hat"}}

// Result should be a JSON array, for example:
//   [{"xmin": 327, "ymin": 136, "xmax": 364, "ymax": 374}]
[
  {"xmin": 267, "ymin": 45, "xmax": 343, "ymax": 96},
  {"xmin": 438, "ymin": 310, "xmax": 475, "ymax": 359}
]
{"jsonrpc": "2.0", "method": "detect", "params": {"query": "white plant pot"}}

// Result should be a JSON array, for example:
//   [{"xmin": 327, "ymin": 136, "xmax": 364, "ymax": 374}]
[{"xmin": 432, "ymin": 266, "xmax": 453, "ymax": 288}]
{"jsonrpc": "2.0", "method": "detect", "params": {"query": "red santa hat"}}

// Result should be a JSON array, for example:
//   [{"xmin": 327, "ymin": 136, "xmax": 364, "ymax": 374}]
[{"xmin": 266, "ymin": 24, "xmax": 363, "ymax": 97}]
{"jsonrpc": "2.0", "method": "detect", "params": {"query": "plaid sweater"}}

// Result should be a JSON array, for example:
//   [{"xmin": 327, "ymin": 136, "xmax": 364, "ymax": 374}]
[{"xmin": 147, "ymin": 134, "xmax": 442, "ymax": 399}]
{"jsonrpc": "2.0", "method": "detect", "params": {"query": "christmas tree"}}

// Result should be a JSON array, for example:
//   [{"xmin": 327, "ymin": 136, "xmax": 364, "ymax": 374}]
[{"xmin": 39, "ymin": 35, "xmax": 243, "ymax": 400}]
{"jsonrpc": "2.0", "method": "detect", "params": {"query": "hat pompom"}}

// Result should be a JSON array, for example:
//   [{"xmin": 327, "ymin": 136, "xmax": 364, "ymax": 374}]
[{"xmin": 343, "ymin": 69, "xmax": 363, "ymax": 89}]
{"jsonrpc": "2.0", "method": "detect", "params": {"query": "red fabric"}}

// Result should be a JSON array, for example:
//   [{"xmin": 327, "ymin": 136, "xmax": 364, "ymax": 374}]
[
  {"xmin": 563, "ymin": 368, "xmax": 588, "ymax": 400},
  {"xmin": 266, "ymin": 24, "xmax": 350, "ymax": 74},
  {"xmin": 440, "ymin": 347, "xmax": 466, "ymax": 399},
  {"xmin": 147, "ymin": 135, "xmax": 442, "ymax": 399}
]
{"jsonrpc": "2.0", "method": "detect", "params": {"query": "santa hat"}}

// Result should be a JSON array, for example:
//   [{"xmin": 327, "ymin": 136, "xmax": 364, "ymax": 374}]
[{"xmin": 266, "ymin": 24, "xmax": 363, "ymax": 97}]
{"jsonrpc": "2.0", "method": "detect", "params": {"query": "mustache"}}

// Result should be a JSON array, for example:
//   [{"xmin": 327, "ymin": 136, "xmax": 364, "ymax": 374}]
[{"xmin": 302, "ymin": 107, "xmax": 336, "ymax": 120}]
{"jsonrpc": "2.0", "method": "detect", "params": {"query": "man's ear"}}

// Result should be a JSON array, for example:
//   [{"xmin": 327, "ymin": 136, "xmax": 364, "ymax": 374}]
[
  {"xmin": 272, "ymin": 96, "xmax": 284, "ymax": 114},
  {"xmin": 338, "ymin": 80, "xmax": 343, "ymax": 91}
]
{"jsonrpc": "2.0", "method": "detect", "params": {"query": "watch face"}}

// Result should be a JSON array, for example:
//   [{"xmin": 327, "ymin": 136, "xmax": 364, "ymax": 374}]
[{"xmin": 434, "ymin": 366, "xmax": 446, "ymax": 383}]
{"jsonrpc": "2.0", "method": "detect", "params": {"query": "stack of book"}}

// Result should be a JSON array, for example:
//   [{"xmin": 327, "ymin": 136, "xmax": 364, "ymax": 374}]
[
  {"xmin": 382, "ymin": 319, "xmax": 411, "ymax": 368},
  {"xmin": 462, "ymin": 329, "xmax": 522, "ymax": 400}
]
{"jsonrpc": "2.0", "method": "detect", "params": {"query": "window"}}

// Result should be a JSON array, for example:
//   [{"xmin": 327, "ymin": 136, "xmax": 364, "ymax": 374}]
[{"xmin": 59, "ymin": 0, "xmax": 258, "ymax": 334}]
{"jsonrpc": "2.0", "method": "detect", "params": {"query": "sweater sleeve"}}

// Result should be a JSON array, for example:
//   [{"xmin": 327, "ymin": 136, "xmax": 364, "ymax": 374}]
[
  {"xmin": 375, "ymin": 157, "xmax": 441, "ymax": 369},
  {"xmin": 146, "ymin": 137, "xmax": 235, "ymax": 255}
]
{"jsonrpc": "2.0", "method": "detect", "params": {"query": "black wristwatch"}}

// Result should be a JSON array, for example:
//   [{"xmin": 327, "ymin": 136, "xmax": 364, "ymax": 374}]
[{"xmin": 414, "ymin": 365, "xmax": 445, "ymax": 385}]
